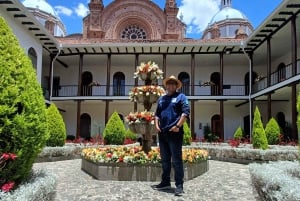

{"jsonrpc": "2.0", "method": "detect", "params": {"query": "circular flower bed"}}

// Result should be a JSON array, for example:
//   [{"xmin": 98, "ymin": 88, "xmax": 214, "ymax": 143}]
[{"xmin": 81, "ymin": 146, "xmax": 208, "ymax": 164}]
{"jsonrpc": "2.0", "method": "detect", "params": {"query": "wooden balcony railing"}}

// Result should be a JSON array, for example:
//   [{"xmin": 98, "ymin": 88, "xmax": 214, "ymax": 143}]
[
  {"xmin": 42, "ymin": 60, "xmax": 300, "ymax": 99},
  {"xmin": 46, "ymin": 84, "xmax": 248, "ymax": 98}
]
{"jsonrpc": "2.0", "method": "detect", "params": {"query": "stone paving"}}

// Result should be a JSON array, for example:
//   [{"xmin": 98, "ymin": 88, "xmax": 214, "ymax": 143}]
[{"xmin": 33, "ymin": 159, "xmax": 260, "ymax": 201}]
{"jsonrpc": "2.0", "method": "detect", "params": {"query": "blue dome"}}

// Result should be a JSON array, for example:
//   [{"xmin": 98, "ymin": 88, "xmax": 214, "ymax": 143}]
[
  {"xmin": 210, "ymin": 7, "xmax": 248, "ymax": 24},
  {"xmin": 22, "ymin": 0, "xmax": 59, "ymax": 18}
]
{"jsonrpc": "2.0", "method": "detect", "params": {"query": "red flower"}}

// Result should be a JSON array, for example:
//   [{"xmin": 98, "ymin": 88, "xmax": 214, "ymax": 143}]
[
  {"xmin": 9, "ymin": 153, "xmax": 17, "ymax": 160},
  {"xmin": 1, "ymin": 153, "xmax": 10, "ymax": 160},
  {"xmin": 119, "ymin": 157, "xmax": 124, "ymax": 162},
  {"xmin": 1, "ymin": 181, "xmax": 15, "ymax": 192}
]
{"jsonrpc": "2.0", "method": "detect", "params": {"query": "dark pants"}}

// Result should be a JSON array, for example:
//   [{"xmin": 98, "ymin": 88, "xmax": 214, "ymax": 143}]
[{"xmin": 158, "ymin": 131, "xmax": 184, "ymax": 187}]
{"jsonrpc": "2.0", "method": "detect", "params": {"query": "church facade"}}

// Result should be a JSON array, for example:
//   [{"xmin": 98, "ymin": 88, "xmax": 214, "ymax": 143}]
[{"xmin": 1, "ymin": 0, "xmax": 299, "ymax": 142}]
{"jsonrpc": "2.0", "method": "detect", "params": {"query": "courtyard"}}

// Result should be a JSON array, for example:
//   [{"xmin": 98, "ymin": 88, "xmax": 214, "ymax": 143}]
[{"xmin": 33, "ymin": 159, "xmax": 259, "ymax": 201}]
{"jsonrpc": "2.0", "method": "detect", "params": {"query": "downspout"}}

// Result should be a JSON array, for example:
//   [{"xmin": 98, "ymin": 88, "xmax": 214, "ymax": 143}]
[
  {"xmin": 50, "ymin": 43, "xmax": 62, "ymax": 101},
  {"xmin": 241, "ymin": 41, "xmax": 252, "ymax": 142}
]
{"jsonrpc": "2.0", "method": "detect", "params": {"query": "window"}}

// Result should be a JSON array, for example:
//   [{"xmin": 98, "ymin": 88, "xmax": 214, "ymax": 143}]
[
  {"xmin": 113, "ymin": 72, "xmax": 125, "ymax": 96},
  {"xmin": 121, "ymin": 24, "xmax": 147, "ymax": 40},
  {"xmin": 178, "ymin": 72, "xmax": 190, "ymax": 95},
  {"xmin": 81, "ymin": 71, "xmax": 93, "ymax": 96},
  {"xmin": 28, "ymin": 47, "xmax": 37, "ymax": 70}
]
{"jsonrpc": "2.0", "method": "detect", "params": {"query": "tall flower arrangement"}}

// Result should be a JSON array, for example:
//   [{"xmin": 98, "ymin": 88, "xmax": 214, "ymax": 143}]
[
  {"xmin": 134, "ymin": 61, "xmax": 163, "ymax": 80},
  {"xmin": 127, "ymin": 61, "xmax": 165, "ymax": 153},
  {"xmin": 129, "ymin": 85, "xmax": 165, "ymax": 102}
]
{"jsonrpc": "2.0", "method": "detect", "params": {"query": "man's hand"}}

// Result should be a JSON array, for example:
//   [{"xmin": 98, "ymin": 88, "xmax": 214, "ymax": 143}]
[
  {"xmin": 156, "ymin": 125, "xmax": 161, "ymax": 132},
  {"xmin": 169, "ymin": 126, "xmax": 180, "ymax": 132}
]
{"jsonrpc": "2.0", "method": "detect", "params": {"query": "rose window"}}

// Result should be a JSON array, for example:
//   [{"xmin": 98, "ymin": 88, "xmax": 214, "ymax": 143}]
[{"xmin": 121, "ymin": 25, "xmax": 147, "ymax": 39}]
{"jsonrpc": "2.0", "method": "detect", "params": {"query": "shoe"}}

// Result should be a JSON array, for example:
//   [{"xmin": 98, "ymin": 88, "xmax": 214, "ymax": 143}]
[
  {"xmin": 174, "ymin": 185, "xmax": 184, "ymax": 196},
  {"xmin": 151, "ymin": 182, "xmax": 171, "ymax": 190}
]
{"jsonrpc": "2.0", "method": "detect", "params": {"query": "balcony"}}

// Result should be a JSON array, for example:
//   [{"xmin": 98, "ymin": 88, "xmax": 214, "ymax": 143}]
[{"xmin": 47, "ymin": 84, "xmax": 248, "ymax": 99}]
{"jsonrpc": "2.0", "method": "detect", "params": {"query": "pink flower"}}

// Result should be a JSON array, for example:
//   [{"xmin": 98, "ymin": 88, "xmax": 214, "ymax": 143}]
[
  {"xmin": 1, "ymin": 153, "xmax": 10, "ymax": 160},
  {"xmin": 9, "ymin": 153, "xmax": 17, "ymax": 160},
  {"xmin": 1, "ymin": 181, "xmax": 15, "ymax": 192}
]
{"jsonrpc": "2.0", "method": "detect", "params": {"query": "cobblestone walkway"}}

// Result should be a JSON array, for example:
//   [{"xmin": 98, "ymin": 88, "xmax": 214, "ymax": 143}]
[{"xmin": 33, "ymin": 160, "xmax": 259, "ymax": 201}]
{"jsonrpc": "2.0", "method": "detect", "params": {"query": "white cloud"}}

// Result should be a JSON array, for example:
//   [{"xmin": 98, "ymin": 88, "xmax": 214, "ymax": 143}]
[
  {"xmin": 55, "ymin": 5, "xmax": 73, "ymax": 16},
  {"xmin": 178, "ymin": 0, "xmax": 220, "ymax": 34},
  {"xmin": 74, "ymin": 3, "xmax": 89, "ymax": 17}
]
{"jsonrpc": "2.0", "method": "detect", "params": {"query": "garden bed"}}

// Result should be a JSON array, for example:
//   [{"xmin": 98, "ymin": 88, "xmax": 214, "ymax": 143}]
[
  {"xmin": 0, "ymin": 169, "xmax": 56, "ymax": 201},
  {"xmin": 81, "ymin": 158, "xmax": 208, "ymax": 181},
  {"xmin": 191, "ymin": 143, "xmax": 299, "ymax": 164},
  {"xmin": 37, "ymin": 143, "xmax": 299, "ymax": 163},
  {"xmin": 249, "ymin": 161, "xmax": 300, "ymax": 201}
]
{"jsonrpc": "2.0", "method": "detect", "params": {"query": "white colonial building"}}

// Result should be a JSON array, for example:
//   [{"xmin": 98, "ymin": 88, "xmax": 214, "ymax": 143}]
[{"xmin": 0, "ymin": 0, "xmax": 299, "ymax": 142}]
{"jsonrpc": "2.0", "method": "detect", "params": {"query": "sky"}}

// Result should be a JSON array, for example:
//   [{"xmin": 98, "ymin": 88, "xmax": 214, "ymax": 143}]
[{"xmin": 44, "ymin": 0, "xmax": 283, "ymax": 39}]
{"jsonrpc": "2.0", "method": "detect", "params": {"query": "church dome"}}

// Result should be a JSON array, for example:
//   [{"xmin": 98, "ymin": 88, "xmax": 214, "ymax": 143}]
[
  {"xmin": 210, "ymin": 7, "xmax": 248, "ymax": 24},
  {"xmin": 22, "ymin": 0, "xmax": 59, "ymax": 18},
  {"xmin": 202, "ymin": 0, "xmax": 253, "ymax": 40}
]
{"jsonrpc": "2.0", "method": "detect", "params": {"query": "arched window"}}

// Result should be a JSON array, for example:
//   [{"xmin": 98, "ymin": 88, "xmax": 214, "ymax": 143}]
[
  {"xmin": 113, "ymin": 72, "xmax": 125, "ymax": 96},
  {"xmin": 80, "ymin": 113, "xmax": 91, "ymax": 140},
  {"xmin": 28, "ymin": 47, "xmax": 37, "ymax": 70},
  {"xmin": 178, "ymin": 72, "xmax": 190, "ymax": 95},
  {"xmin": 277, "ymin": 63, "xmax": 286, "ymax": 82},
  {"xmin": 81, "ymin": 71, "xmax": 93, "ymax": 96},
  {"xmin": 121, "ymin": 24, "xmax": 147, "ymax": 40},
  {"xmin": 210, "ymin": 72, "xmax": 220, "ymax": 95}
]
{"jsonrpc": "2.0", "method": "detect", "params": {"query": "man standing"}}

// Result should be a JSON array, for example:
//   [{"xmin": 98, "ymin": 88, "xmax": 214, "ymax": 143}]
[{"xmin": 152, "ymin": 75, "xmax": 190, "ymax": 196}]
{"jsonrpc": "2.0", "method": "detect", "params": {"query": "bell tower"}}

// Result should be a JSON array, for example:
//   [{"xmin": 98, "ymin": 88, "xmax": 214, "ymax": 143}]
[
  {"xmin": 83, "ymin": 0, "xmax": 105, "ymax": 38},
  {"xmin": 163, "ymin": 0, "xmax": 180, "ymax": 39}
]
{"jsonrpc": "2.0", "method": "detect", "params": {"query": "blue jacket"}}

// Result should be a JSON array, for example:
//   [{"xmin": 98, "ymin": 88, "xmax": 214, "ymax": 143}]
[{"xmin": 155, "ymin": 92, "xmax": 190, "ymax": 134}]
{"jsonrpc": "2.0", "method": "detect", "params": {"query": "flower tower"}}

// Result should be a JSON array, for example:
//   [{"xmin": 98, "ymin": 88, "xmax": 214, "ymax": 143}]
[{"xmin": 126, "ymin": 61, "xmax": 164, "ymax": 153}]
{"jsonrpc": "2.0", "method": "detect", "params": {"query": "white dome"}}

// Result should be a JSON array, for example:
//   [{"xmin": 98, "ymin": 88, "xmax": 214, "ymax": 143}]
[
  {"xmin": 22, "ymin": 0, "xmax": 59, "ymax": 18},
  {"xmin": 210, "ymin": 7, "xmax": 248, "ymax": 24}
]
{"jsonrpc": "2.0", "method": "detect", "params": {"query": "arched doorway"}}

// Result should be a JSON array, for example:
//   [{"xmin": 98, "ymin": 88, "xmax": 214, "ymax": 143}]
[
  {"xmin": 80, "ymin": 113, "xmax": 91, "ymax": 140},
  {"xmin": 211, "ymin": 114, "xmax": 221, "ymax": 140},
  {"xmin": 244, "ymin": 71, "xmax": 258, "ymax": 95},
  {"xmin": 277, "ymin": 63, "xmax": 286, "ymax": 82},
  {"xmin": 81, "ymin": 71, "xmax": 93, "ymax": 96},
  {"xmin": 275, "ymin": 111, "xmax": 292, "ymax": 141},
  {"xmin": 113, "ymin": 72, "xmax": 125, "ymax": 96},
  {"xmin": 178, "ymin": 72, "xmax": 190, "ymax": 95},
  {"xmin": 210, "ymin": 72, "xmax": 220, "ymax": 95}
]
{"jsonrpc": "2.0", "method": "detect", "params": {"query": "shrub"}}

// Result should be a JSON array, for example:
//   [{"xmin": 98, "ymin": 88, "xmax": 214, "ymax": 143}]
[
  {"xmin": 125, "ymin": 128, "xmax": 137, "ymax": 141},
  {"xmin": 249, "ymin": 161, "xmax": 300, "ymax": 201},
  {"xmin": 103, "ymin": 111, "xmax": 126, "ymax": 145},
  {"xmin": 233, "ymin": 126, "xmax": 243, "ymax": 140},
  {"xmin": 252, "ymin": 106, "xmax": 268, "ymax": 150},
  {"xmin": 46, "ymin": 103, "xmax": 66, "ymax": 147},
  {"xmin": 203, "ymin": 124, "xmax": 219, "ymax": 142},
  {"xmin": 183, "ymin": 122, "xmax": 192, "ymax": 145},
  {"xmin": 265, "ymin": 118, "xmax": 280, "ymax": 145},
  {"xmin": 0, "ymin": 17, "xmax": 49, "ymax": 190}
]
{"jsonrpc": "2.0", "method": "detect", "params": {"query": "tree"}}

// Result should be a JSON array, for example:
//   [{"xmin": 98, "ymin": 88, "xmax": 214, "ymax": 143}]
[
  {"xmin": 233, "ymin": 126, "xmax": 244, "ymax": 140},
  {"xmin": 252, "ymin": 106, "xmax": 268, "ymax": 150},
  {"xmin": 46, "ymin": 103, "xmax": 66, "ymax": 146},
  {"xmin": 183, "ymin": 122, "xmax": 192, "ymax": 145},
  {"xmin": 103, "ymin": 111, "xmax": 126, "ymax": 145},
  {"xmin": 0, "ymin": 17, "xmax": 49, "ymax": 188},
  {"xmin": 265, "ymin": 118, "xmax": 280, "ymax": 145}
]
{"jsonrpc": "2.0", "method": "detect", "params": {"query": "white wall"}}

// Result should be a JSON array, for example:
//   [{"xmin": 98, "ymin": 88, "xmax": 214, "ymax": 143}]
[{"xmin": 1, "ymin": 12, "xmax": 43, "ymax": 83}]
